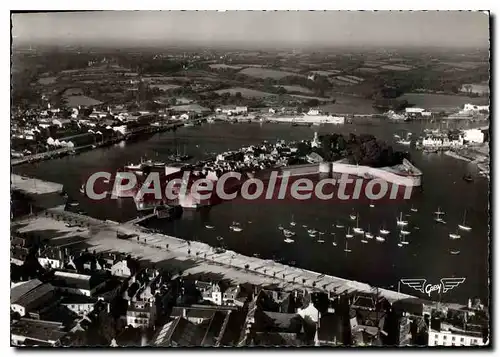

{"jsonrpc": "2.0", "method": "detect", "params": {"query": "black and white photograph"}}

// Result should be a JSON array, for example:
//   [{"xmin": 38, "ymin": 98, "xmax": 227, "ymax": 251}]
[{"xmin": 9, "ymin": 9, "xmax": 491, "ymax": 348}]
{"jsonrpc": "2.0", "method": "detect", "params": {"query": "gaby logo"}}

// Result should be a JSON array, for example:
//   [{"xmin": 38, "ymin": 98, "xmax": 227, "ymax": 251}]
[{"xmin": 400, "ymin": 278, "xmax": 466, "ymax": 297}]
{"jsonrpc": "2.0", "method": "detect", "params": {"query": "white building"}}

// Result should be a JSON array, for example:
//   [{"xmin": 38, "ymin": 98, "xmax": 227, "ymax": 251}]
[
  {"xmin": 52, "ymin": 271, "xmax": 107, "ymax": 297},
  {"xmin": 195, "ymin": 281, "xmax": 223, "ymax": 305},
  {"xmin": 60, "ymin": 296, "xmax": 99, "ymax": 316},
  {"xmin": 126, "ymin": 302, "xmax": 157, "ymax": 328},
  {"xmin": 405, "ymin": 107, "xmax": 426, "ymax": 114},
  {"xmin": 463, "ymin": 129, "xmax": 485, "ymax": 144},
  {"xmin": 428, "ymin": 329, "xmax": 485, "ymax": 347},
  {"xmin": 460, "ymin": 104, "xmax": 489, "ymax": 115},
  {"xmin": 111, "ymin": 259, "xmax": 133, "ymax": 278},
  {"xmin": 307, "ymin": 109, "xmax": 320, "ymax": 116}
]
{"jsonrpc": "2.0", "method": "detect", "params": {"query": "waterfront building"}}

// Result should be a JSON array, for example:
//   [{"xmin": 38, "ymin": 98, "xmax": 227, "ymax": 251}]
[
  {"xmin": 459, "ymin": 104, "xmax": 489, "ymax": 115},
  {"xmin": 428, "ymin": 327, "xmax": 485, "ymax": 346},
  {"xmin": 463, "ymin": 129, "xmax": 485, "ymax": 144}
]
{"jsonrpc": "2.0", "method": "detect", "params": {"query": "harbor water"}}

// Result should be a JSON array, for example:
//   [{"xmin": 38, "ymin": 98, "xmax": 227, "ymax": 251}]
[{"xmin": 13, "ymin": 119, "xmax": 490, "ymax": 303}]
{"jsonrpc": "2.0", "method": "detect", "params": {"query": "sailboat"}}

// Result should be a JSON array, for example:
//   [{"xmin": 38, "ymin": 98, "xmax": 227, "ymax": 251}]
[
  {"xmin": 349, "ymin": 211, "xmax": 357, "ymax": 220},
  {"xmin": 290, "ymin": 215, "xmax": 296, "ymax": 227},
  {"xmin": 380, "ymin": 224, "xmax": 390, "ymax": 235},
  {"xmin": 410, "ymin": 205, "xmax": 418, "ymax": 213},
  {"xmin": 360, "ymin": 233, "xmax": 369, "ymax": 244},
  {"xmin": 434, "ymin": 207, "xmax": 446, "ymax": 224},
  {"xmin": 353, "ymin": 216, "xmax": 364, "ymax": 234},
  {"xmin": 401, "ymin": 234, "xmax": 409, "ymax": 245},
  {"xmin": 335, "ymin": 221, "xmax": 344, "ymax": 229},
  {"xmin": 344, "ymin": 239, "xmax": 352, "ymax": 253},
  {"xmin": 449, "ymin": 230, "xmax": 461, "ymax": 239},
  {"xmin": 458, "ymin": 209, "xmax": 472, "ymax": 231},
  {"xmin": 401, "ymin": 229, "xmax": 411, "ymax": 236},
  {"xmin": 346, "ymin": 227, "xmax": 354, "ymax": 239},
  {"xmin": 365, "ymin": 225, "xmax": 374, "ymax": 239},
  {"xmin": 230, "ymin": 221, "xmax": 243, "ymax": 232},
  {"xmin": 332, "ymin": 233, "xmax": 338, "ymax": 247},
  {"xmin": 396, "ymin": 212, "xmax": 408, "ymax": 226}
]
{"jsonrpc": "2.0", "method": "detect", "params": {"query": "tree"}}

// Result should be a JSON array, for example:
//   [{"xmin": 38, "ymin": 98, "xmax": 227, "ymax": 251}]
[{"xmin": 235, "ymin": 92, "xmax": 242, "ymax": 99}]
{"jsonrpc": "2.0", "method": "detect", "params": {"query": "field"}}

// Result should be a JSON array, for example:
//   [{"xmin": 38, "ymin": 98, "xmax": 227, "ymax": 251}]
[
  {"xmin": 149, "ymin": 84, "xmax": 181, "ymax": 91},
  {"xmin": 214, "ymin": 87, "xmax": 275, "ymax": 98},
  {"xmin": 357, "ymin": 67, "xmax": 380, "ymax": 73},
  {"xmin": 279, "ymin": 85, "xmax": 314, "ymax": 94},
  {"xmin": 401, "ymin": 93, "xmax": 489, "ymax": 111},
  {"xmin": 209, "ymin": 64, "xmax": 243, "ymax": 70},
  {"xmin": 311, "ymin": 70, "xmax": 341, "ymax": 76},
  {"xmin": 380, "ymin": 64, "xmax": 413, "ymax": 71},
  {"xmin": 441, "ymin": 62, "xmax": 486, "ymax": 70},
  {"xmin": 320, "ymin": 95, "xmax": 377, "ymax": 114},
  {"xmin": 63, "ymin": 87, "xmax": 84, "ymax": 96},
  {"xmin": 170, "ymin": 103, "xmax": 209, "ymax": 113},
  {"xmin": 239, "ymin": 67, "xmax": 302, "ymax": 79},
  {"xmin": 290, "ymin": 94, "xmax": 331, "ymax": 102},
  {"xmin": 64, "ymin": 95, "xmax": 103, "ymax": 107},
  {"xmin": 38, "ymin": 76, "xmax": 57, "ymax": 85}
]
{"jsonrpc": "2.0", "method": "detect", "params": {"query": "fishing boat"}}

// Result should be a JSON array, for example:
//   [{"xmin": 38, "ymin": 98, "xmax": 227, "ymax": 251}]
[
  {"xmin": 376, "ymin": 236, "xmax": 386, "ymax": 242},
  {"xmin": 284, "ymin": 238, "xmax": 295, "ymax": 244},
  {"xmin": 450, "ymin": 250, "xmax": 460, "ymax": 255},
  {"xmin": 458, "ymin": 209, "xmax": 472, "ymax": 231},
  {"xmin": 449, "ymin": 231, "xmax": 461, "ymax": 239},
  {"xmin": 344, "ymin": 240, "xmax": 352, "ymax": 253},
  {"xmin": 353, "ymin": 216, "xmax": 364, "ymax": 234},
  {"xmin": 346, "ymin": 227, "xmax": 354, "ymax": 239},
  {"xmin": 230, "ymin": 222, "xmax": 243, "ymax": 232},
  {"xmin": 396, "ymin": 212, "xmax": 408, "ymax": 226},
  {"xmin": 290, "ymin": 215, "xmax": 296, "ymax": 227},
  {"xmin": 205, "ymin": 224, "xmax": 215, "ymax": 229}
]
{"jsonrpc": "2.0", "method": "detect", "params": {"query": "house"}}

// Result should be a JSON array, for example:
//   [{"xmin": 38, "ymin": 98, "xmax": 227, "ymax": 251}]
[
  {"xmin": 463, "ymin": 129, "xmax": 485, "ymax": 144},
  {"xmin": 52, "ymin": 118, "xmax": 72, "ymax": 128},
  {"xmin": 11, "ymin": 246, "xmax": 30, "ymax": 266},
  {"xmin": 428, "ymin": 324, "xmax": 486, "ymax": 346},
  {"xmin": 126, "ymin": 302, "xmax": 157, "ymax": 328},
  {"xmin": 51, "ymin": 271, "xmax": 108, "ymax": 297},
  {"xmin": 195, "ymin": 281, "xmax": 222, "ymax": 305},
  {"xmin": 11, "ymin": 318, "xmax": 67, "ymax": 346},
  {"xmin": 111, "ymin": 258, "xmax": 134, "ymax": 278},
  {"xmin": 60, "ymin": 294, "xmax": 100, "ymax": 316},
  {"xmin": 37, "ymin": 247, "xmax": 67, "ymax": 269},
  {"xmin": 307, "ymin": 109, "xmax": 320, "ymax": 116},
  {"xmin": 223, "ymin": 285, "xmax": 246, "ymax": 307},
  {"xmin": 171, "ymin": 306, "xmax": 216, "ymax": 325},
  {"xmin": 216, "ymin": 106, "xmax": 248, "ymax": 116},
  {"xmin": 11, "ymin": 280, "xmax": 56, "ymax": 317},
  {"xmin": 152, "ymin": 317, "xmax": 206, "ymax": 347}
]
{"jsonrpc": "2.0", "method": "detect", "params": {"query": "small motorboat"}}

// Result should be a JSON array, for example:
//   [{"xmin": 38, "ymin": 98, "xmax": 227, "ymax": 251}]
[
  {"xmin": 449, "ymin": 232, "xmax": 461, "ymax": 239},
  {"xmin": 284, "ymin": 238, "xmax": 295, "ymax": 244},
  {"xmin": 463, "ymin": 173, "xmax": 473, "ymax": 183},
  {"xmin": 307, "ymin": 229, "xmax": 317, "ymax": 235},
  {"xmin": 369, "ymin": 201, "xmax": 375, "ymax": 208},
  {"xmin": 69, "ymin": 202, "xmax": 79, "ymax": 207},
  {"xmin": 450, "ymin": 250, "xmax": 460, "ymax": 255},
  {"xmin": 230, "ymin": 222, "xmax": 243, "ymax": 232},
  {"xmin": 283, "ymin": 229, "xmax": 295, "ymax": 238},
  {"xmin": 380, "ymin": 228, "xmax": 390, "ymax": 235},
  {"xmin": 205, "ymin": 225, "xmax": 215, "ymax": 229},
  {"xmin": 410, "ymin": 206, "xmax": 418, "ymax": 212},
  {"xmin": 375, "ymin": 236, "xmax": 385, "ymax": 242},
  {"xmin": 317, "ymin": 239, "xmax": 325, "ymax": 243},
  {"xmin": 349, "ymin": 214, "xmax": 357, "ymax": 221},
  {"xmin": 365, "ymin": 232, "xmax": 374, "ymax": 239},
  {"xmin": 335, "ymin": 223, "xmax": 344, "ymax": 229},
  {"xmin": 435, "ymin": 218, "xmax": 446, "ymax": 224},
  {"xmin": 278, "ymin": 225, "xmax": 284, "ymax": 230}
]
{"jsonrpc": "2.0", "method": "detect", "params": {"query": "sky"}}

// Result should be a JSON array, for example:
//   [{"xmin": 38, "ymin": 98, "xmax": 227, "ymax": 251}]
[{"xmin": 12, "ymin": 11, "xmax": 490, "ymax": 49}]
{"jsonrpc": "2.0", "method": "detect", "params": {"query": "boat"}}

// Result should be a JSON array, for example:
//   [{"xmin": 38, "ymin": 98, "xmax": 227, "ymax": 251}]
[
  {"xmin": 302, "ymin": 224, "xmax": 307, "ymax": 228},
  {"xmin": 332, "ymin": 234, "xmax": 338, "ymax": 247},
  {"xmin": 449, "ymin": 231, "xmax": 461, "ymax": 239},
  {"xmin": 345, "ymin": 227, "xmax": 354, "ymax": 239},
  {"xmin": 369, "ymin": 201, "xmax": 375, "ymax": 208},
  {"xmin": 317, "ymin": 239, "xmax": 325, "ymax": 243},
  {"xmin": 307, "ymin": 229, "xmax": 317, "ymax": 235},
  {"xmin": 397, "ymin": 139, "xmax": 411, "ymax": 146},
  {"xmin": 309, "ymin": 233, "xmax": 316, "ymax": 238},
  {"xmin": 290, "ymin": 215, "xmax": 296, "ymax": 227},
  {"xmin": 365, "ymin": 232, "xmax": 374, "ymax": 239},
  {"xmin": 434, "ymin": 207, "xmax": 446, "ymax": 224},
  {"xmin": 450, "ymin": 250, "xmax": 460, "ymax": 255},
  {"xmin": 401, "ymin": 235, "xmax": 409, "ymax": 245},
  {"xmin": 458, "ymin": 209, "xmax": 472, "ymax": 231},
  {"xmin": 401, "ymin": 229, "xmax": 410, "ymax": 236},
  {"xmin": 335, "ymin": 222, "xmax": 344, "ymax": 229},
  {"xmin": 230, "ymin": 222, "xmax": 242, "ymax": 232},
  {"xmin": 410, "ymin": 205, "xmax": 418, "ymax": 212},
  {"xmin": 216, "ymin": 236, "xmax": 224, "ymax": 241},
  {"xmin": 396, "ymin": 212, "xmax": 408, "ymax": 226},
  {"xmin": 349, "ymin": 211, "xmax": 357, "ymax": 220},
  {"xmin": 361, "ymin": 237, "xmax": 368, "ymax": 243},
  {"xmin": 376, "ymin": 236, "xmax": 386, "ymax": 242},
  {"xmin": 284, "ymin": 238, "xmax": 295, "ymax": 244},
  {"xmin": 353, "ymin": 216, "xmax": 364, "ymax": 234},
  {"xmin": 463, "ymin": 173, "xmax": 473, "ymax": 183},
  {"xmin": 79, "ymin": 185, "xmax": 85, "ymax": 194},
  {"xmin": 278, "ymin": 225, "xmax": 284, "ymax": 230},
  {"xmin": 394, "ymin": 134, "xmax": 401, "ymax": 139},
  {"xmin": 205, "ymin": 225, "xmax": 215, "ymax": 229},
  {"xmin": 283, "ymin": 229, "xmax": 295, "ymax": 238},
  {"xmin": 69, "ymin": 202, "xmax": 79, "ymax": 206},
  {"xmin": 318, "ymin": 232, "xmax": 325, "ymax": 236},
  {"xmin": 380, "ymin": 226, "xmax": 390, "ymax": 235},
  {"xmin": 397, "ymin": 234, "xmax": 404, "ymax": 247},
  {"xmin": 344, "ymin": 240, "xmax": 352, "ymax": 253}
]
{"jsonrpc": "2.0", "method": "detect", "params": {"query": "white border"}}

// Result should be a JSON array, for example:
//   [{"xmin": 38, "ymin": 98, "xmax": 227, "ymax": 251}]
[{"xmin": 3, "ymin": 2, "xmax": 497, "ymax": 356}]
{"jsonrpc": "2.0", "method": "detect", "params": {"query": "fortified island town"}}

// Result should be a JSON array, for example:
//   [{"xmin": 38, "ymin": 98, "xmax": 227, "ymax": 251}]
[{"xmin": 10, "ymin": 12, "xmax": 490, "ymax": 348}]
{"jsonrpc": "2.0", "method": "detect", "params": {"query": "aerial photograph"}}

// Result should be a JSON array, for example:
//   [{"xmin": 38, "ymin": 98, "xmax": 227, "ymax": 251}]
[{"xmin": 10, "ymin": 11, "xmax": 490, "ymax": 347}]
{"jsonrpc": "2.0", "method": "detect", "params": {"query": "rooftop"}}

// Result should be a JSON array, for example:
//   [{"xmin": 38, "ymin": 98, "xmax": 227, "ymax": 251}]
[
  {"xmin": 11, "ymin": 318, "xmax": 67, "ymax": 343},
  {"xmin": 11, "ymin": 279, "xmax": 44, "ymax": 304}
]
